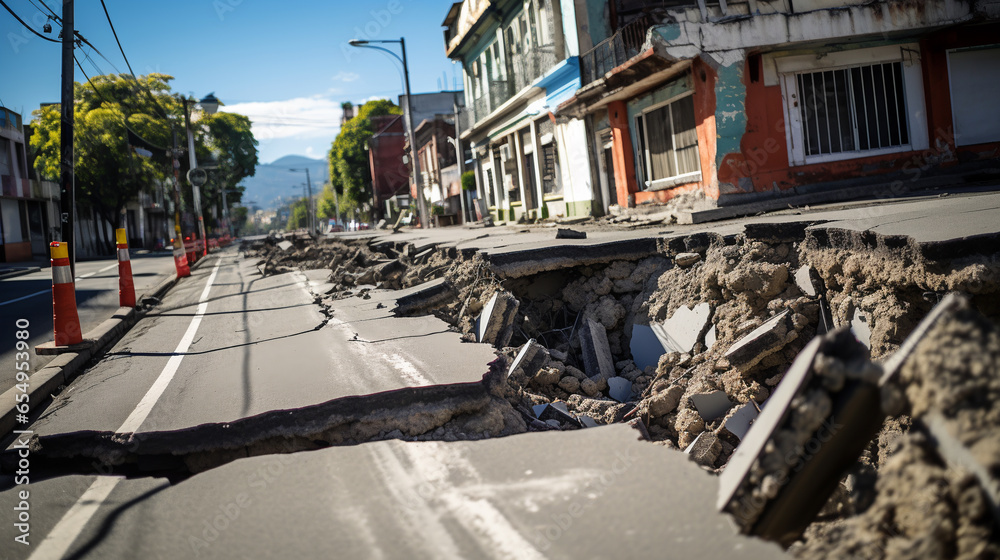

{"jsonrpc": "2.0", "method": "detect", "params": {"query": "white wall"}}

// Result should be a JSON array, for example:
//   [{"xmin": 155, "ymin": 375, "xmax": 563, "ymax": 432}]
[{"xmin": 555, "ymin": 118, "xmax": 592, "ymax": 206}]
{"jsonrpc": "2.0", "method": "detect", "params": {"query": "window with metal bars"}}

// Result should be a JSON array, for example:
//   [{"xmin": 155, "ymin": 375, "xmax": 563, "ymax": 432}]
[{"xmin": 796, "ymin": 62, "xmax": 910, "ymax": 157}]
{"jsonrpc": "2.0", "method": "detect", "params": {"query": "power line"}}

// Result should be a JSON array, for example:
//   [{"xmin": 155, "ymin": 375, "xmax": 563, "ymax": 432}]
[
  {"xmin": 98, "ymin": 0, "xmax": 135, "ymax": 76},
  {"xmin": 36, "ymin": 0, "xmax": 59, "ymax": 21},
  {"xmin": 0, "ymin": 0, "xmax": 59, "ymax": 42}
]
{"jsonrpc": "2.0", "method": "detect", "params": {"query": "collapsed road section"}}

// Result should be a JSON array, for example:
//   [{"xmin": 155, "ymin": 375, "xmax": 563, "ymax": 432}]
[{"xmin": 2, "ymin": 192, "xmax": 999, "ymax": 558}]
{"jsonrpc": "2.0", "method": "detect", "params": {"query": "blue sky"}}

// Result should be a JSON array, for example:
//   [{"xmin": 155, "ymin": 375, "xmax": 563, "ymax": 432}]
[{"xmin": 1, "ymin": 0, "xmax": 462, "ymax": 163}]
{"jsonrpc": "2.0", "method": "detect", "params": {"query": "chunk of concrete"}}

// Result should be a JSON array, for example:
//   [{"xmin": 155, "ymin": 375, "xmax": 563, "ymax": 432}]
[
  {"xmin": 724, "ymin": 310, "xmax": 792, "ymax": 368},
  {"xmin": 578, "ymin": 415, "xmax": 600, "ymax": 428},
  {"xmin": 579, "ymin": 317, "xmax": 615, "ymax": 381},
  {"xmin": 607, "ymin": 377, "xmax": 632, "ymax": 403},
  {"xmin": 475, "ymin": 291, "xmax": 520, "ymax": 348},
  {"xmin": 850, "ymin": 308, "xmax": 872, "ymax": 349},
  {"xmin": 652, "ymin": 302, "xmax": 712, "ymax": 354},
  {"xmin": 793, "ymin": 265, "xmax": 819, "ymax": 297},
  {"xmin": 277, "ymin": 240, "xmax": 294, "ymax": 252},
  {"xmin": 691, "ymin": 390, "xmax": 733, "ymax": 423},
  {"xmin": 722, "ymin": 402, "xmax": 760, "ymax": 440},
  {"xmin": 555, "ymin": 228, "xmax": 587, "ymax": 239},
  {"xmin": 674, "ymin": 252, "xmax": 701, "ymax": 267},
  {"xmin": 537, "ymin": 402, "xmax": 582, "ymax": 428},
  {"xmin": 508, "ymin": 339, "xmax": 547, "ymax": 379},
  {"xmin": 705, "ymin": 325, "xmax": 717, "ymax": 351},
  {"xmin": 685, "ymin": 431, "xmax": 721, "ymax": 467}
]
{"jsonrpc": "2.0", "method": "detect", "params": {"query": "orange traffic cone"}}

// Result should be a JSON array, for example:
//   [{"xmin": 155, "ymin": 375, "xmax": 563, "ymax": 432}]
[
  {"xmin": 172, "ymin": 238, "xmax": 191, "ymax": 278},
  {"xmin": 50, "ymin": 241, "xmax": 83, "ymax": 346},
  {"xmin": 116, "ymin": 228, "xmax": 136, "ymax": 307}
]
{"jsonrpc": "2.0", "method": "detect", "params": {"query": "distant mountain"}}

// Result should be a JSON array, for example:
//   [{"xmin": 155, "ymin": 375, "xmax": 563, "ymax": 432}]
[{"xmin": 241, "ymin": 155, "xmax": 330, "ymax": 210}]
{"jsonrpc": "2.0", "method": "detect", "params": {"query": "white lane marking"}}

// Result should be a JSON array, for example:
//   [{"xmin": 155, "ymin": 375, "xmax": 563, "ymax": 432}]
[
  {"xmin": 27, "ymin": 259, "xmax": 222, "ymax": 559},
  {"xmin": 117, "ymin": 261, "xmax": 221, "ymax": 434},
  {"xmin": 28, "ymin": 477, "xmax": 123, "ymax": 560},
  {"xmin": 74, "ymin": 272, "xmax": 96, "ymax": 280},
  {"xmin": 99, "ymin": 263, "xmax": 118, "ymax": 272},
  {"xmin": 0, "ymin": 289, "xmax": 49, "ymax": 307}
]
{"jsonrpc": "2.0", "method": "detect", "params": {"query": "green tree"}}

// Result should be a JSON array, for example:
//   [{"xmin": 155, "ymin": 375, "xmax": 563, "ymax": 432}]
[
  {"xmin": 199, "ymin": 111, "xmax": 258, "ymax": 231},
  {"xmin": 286, "ymin": 198, "xmax": 309, "ymax": 230},
  {"xmin": 327, "ymin": 99, "xmax": 401, "ymax": 212},
  {"xmin": 31, "ymin": 73, "xmax": 178, "ymax": 251},
  {"xmin": 30, "ymin": 73, "xmax": 258, "ymax": 252},
  {"xmin": 316, "ymin": 183, "xmax": 338, "ymax": 222}
]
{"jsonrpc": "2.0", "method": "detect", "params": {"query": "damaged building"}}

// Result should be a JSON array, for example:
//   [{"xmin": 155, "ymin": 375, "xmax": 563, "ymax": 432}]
[{"xmin": 444, "ymin": 0, "xmax": 1000, "ymax": 221}]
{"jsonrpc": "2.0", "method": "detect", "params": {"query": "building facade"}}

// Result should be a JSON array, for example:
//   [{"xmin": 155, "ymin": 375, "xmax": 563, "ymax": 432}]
[
  {"xmin": 443, "ymin": 0, "xmax": 595, "ymax": 222},
  {"xmin": 1, "ymin": 107, "xmax": 60, "ymax": 262},
  {"xmin": 560, "ymin": 0, "xmax": 1000, "ymax": 212}
]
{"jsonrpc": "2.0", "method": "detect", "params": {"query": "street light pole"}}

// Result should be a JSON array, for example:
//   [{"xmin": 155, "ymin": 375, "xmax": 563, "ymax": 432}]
[
  {"xmin": 288, "ymin": 167, "xmax": 315, "ymax": 235},
  {"xmin": 348, "ymin": 38, "xmax": 429, "ymax": 229}
]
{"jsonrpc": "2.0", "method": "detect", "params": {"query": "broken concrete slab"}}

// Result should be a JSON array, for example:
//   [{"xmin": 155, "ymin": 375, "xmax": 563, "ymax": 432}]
[
  {"xmin": 722, "ymin": 402, "xmax": 760, "ymax": 441},
  {"xmin": 508, "ymin": 339, "xmax": 547, "ymax": 379},
  {"xmin": 579, "ymin": 317, "xmax": 616, "ymax": 381},
  {"xmin": 705, "ymin": 325, "xmax": 717, "ymax": 351},
  {"xmin": 277, "ymin": 240, "xmax": 294, "ymax": 252},
  {"xmin": 685, "ymin": 431, "xmax": 722, "ymax": 467},
  {"xmin": 690, "ymin": 390, "xmax": 733, "ymax": 423},
  {"xmin": 535, "ymin": 401, "xmax": 582, "ymax": 428},
  {"xmin": 793, "ymin": 265, "xmax": 819, "ymax": 297},
  {"xmin": 724, "ymin": 309, "xmax": 793, "ymax": 369},
  {"xmin": 475, "ymin": 291, "xmax": 520, "ymax": 348},
  {"xmin": 630, "ymin": 304, "xmax": 712, "ymax": 371},
  {"xmin": 607, "ymin": 377, "xmax": 632, "ymax": 403},
  {"xmin": 718, "ymin": 328, "xmax": 883, "ymax": 546},
  {"xmin": 654, "ymin": 302, "xmax": 712, "ymax": 354},
  {"xmin": 578, "ymin": 414, "xmax": 600, "ymax": 428},
  {"xmin": 555, "ymin": 228, "xmax": 587, "ymax": 239},
  {"xmin": 674, "ymin": 252, "xmax": 702, "ymax": 267}
]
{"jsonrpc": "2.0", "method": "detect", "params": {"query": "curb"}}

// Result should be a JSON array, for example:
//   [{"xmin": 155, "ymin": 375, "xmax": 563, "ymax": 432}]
[
  {"xmin": 0, "ymin": 267, "xmax": 41, "ymax": 280},
  {"xmin": 0, "ymin": 256, "xmax": 201, "ymax": 438}
]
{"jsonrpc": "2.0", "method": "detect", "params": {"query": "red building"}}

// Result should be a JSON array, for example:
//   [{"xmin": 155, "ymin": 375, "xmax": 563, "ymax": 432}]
[{"xmin": 367, "ymin": 115, "xmax": 410, "ymax": 219}]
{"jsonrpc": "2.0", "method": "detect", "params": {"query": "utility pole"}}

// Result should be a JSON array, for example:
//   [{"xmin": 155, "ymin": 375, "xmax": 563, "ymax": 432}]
[
  {"xmin": 60, "ymin": 0, "xmax": 75, "ymax": 273},
  {"xmin": 453, "ymin": 95, "xmax": 467, "ymax": 225},
  {"xmin": 183, "ymin": 99, "xmax": 208, "ymax": 255},
  {"xmin": 171, "ymin": 130, "xmax": 184, "ymax": 244},
  {"xmin": 400, "ymin": 38, "xmax": 429, "ymax": 229},
  {"xmin": 304, "ymin": 167, "xmax": 314, "ymax": 235}
]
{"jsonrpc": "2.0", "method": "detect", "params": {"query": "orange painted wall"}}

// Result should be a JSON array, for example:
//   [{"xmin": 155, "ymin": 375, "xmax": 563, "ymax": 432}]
[
  {"xmin": 633, "ymin": 58, "xmax": 720, "ymax": 205},
  {"xmin": 715, "ymin": 30, "xmax": 1000, "ymax": 199}
]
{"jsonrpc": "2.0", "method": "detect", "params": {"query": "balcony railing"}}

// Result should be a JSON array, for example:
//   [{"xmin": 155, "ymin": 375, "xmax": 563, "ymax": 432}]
[
  {"xmin": 580, "ymin": 15, "xmax": 652, "ymax": 86},
  {"xmin": 466, "ymin": 47, "xmax": 560, "ymax": 126}
]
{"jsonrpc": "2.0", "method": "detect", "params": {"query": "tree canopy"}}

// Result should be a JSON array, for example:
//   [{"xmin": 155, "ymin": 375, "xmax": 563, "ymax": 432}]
[
  {"xmin": 29, "ymin": 72, "xmax": 258, "ymax": 250},
  {"xmin": 327, "ymin": 99, "xmax": 401, "ymax": 215}
]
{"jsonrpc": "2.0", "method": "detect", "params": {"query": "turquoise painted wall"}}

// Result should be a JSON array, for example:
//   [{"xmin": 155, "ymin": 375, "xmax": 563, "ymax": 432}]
[
  {"xmin": 585, "ymin": 0, "xmax": 612, "ymax": 46},
  {"xmin": 713, "ymin": 61, "xmax": 747, "ymax": 169}
]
